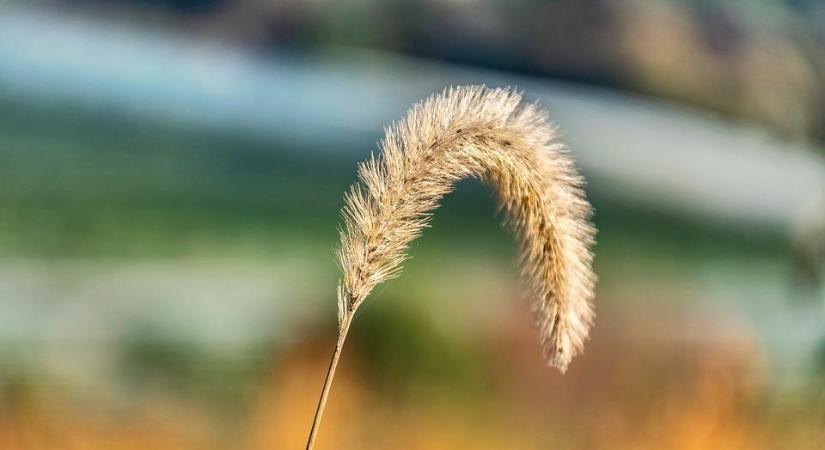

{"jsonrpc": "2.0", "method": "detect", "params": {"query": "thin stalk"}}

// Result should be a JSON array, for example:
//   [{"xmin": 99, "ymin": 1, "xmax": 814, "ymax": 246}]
[{"xmin": 305, "ymin": 321, "xmax": 351, "ymax": 450}]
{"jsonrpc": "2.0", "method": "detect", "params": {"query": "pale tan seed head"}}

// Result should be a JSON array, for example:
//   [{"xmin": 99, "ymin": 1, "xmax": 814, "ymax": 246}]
[{"xmin": 335, "ymin": 85, "xmax": 596, "ymax": 372}]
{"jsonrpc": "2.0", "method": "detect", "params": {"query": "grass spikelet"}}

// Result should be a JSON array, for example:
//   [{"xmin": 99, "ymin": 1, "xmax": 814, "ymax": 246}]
[{"xmin": 306, "ymin": 85, "xmax": 597, "ymax": 449}]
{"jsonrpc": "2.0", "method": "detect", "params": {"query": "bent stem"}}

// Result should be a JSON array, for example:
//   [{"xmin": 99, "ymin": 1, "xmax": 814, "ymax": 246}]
[{"xmin": 305, "ymin": 320, "xmax": 351, "ymax": 450}]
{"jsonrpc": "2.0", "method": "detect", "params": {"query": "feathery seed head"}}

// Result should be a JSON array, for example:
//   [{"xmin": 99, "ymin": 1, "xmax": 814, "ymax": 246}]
[{"xmin": 335, "ymin": 85, "xmax": 596, "ymax": 371}]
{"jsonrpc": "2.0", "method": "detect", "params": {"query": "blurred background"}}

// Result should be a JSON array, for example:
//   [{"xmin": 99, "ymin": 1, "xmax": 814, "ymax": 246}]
[{"xmin": 1, "ymin": 0, "xmax": 824, "ymax": 448}]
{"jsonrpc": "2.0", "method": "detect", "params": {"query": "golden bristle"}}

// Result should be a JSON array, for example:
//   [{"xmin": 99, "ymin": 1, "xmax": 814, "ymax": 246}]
[{"xmin": 336, "ymin": 85, "xmax": 596, "ymax": 371}]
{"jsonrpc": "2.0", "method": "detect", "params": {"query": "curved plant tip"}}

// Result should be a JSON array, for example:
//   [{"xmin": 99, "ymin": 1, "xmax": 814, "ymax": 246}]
[{"xmin": 306, "ymin": 85, "xmax": 597, "ymax": 450}]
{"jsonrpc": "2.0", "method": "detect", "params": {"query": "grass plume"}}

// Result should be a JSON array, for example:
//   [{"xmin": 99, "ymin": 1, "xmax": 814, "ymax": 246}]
[{"xmin": 306, "ymin": 85, "xmax": 596, "ymax": 449}]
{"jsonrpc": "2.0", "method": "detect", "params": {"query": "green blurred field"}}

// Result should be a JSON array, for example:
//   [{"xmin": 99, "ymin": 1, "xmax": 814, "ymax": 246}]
[{"xmin": 1, "ymin": 2, "xmax": 824, "ymax": 447}]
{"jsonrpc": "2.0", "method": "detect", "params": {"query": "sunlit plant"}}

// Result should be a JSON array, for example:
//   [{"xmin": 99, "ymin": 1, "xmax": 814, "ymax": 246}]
[{"xmin": 306, "ymin": 86, "xmax": 597, "ymax": 449}]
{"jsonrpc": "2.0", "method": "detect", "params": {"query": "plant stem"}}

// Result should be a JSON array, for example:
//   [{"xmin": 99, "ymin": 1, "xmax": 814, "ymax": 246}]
[{"xmin": 305, "ymin": 321, "xmax": 351, "ymax": 450}]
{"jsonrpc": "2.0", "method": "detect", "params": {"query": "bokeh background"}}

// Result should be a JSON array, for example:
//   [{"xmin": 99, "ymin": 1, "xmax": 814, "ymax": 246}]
[{"xmin": 1, "ymin": 1, "xmax": 825, "ymax": 449}]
